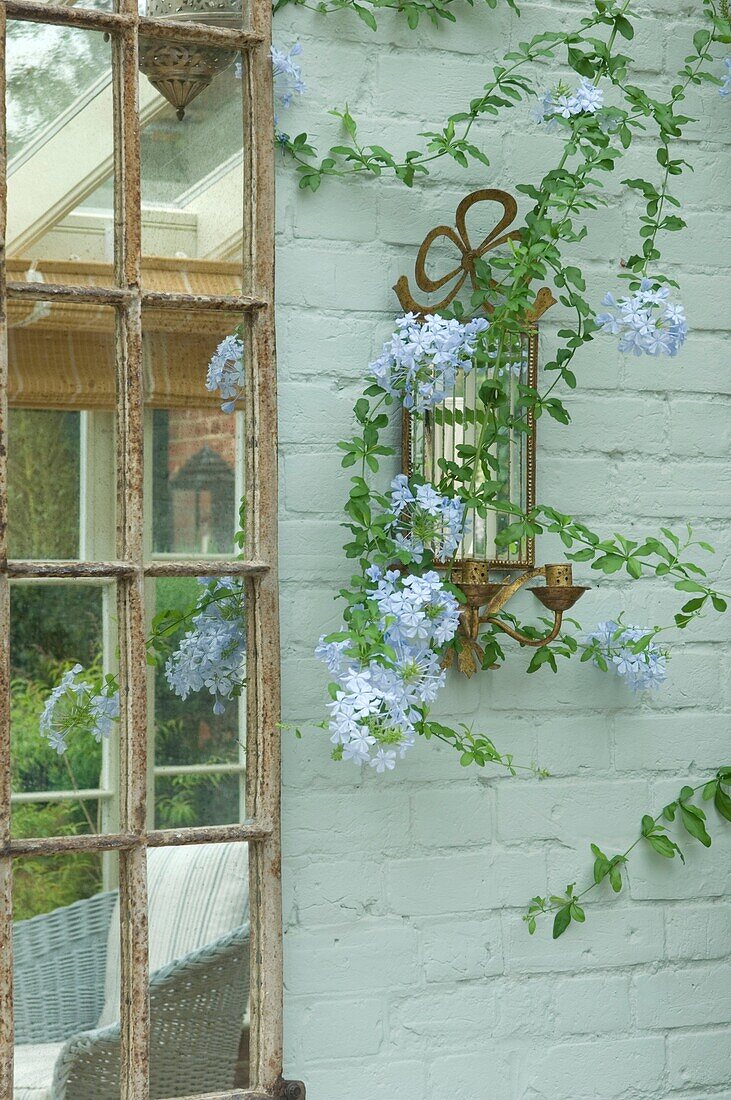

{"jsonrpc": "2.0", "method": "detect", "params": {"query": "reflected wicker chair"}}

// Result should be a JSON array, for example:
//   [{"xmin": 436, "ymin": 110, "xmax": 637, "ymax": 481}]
[{"xmin": 13, "ymin": 842, "xmax": 250, "ymax": 1100}]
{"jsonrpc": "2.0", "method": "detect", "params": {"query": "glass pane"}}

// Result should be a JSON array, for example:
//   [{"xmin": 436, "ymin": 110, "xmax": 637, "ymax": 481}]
[
  {"xmin": 144, "ymin": 308, "xmax": 245, "ymax": 559},
  {"xmin": 135, "ymin": 32, "xmax": 244, "ymax": 291},
  {"xmin": 10, "ymin": 582, "xmax": 119, "ymax": 838},
  {"xmin": 14, "ymin": 853, "xmax": 120, "ymax": 1100},
  {"xmin": 7, "ymin": 24, "xmax": 114, "ymax": 267},
  {"xmin": 147, "ymin": 577, "xmax": 246, "ymax": 827},
  {"xmin": 8, "ymin": 410, "xmax": 80, "ymax": 559},
  {"xmin": 145, "ymin": 842, "xmax": 250, "ymax": 1094},
  {"xmin": 7, "ymin": 300, "xmax": 117, "ymax": 560},
  {"xmin": 151, "ymin": 409, "xmax": 239, "ymax": 555}
]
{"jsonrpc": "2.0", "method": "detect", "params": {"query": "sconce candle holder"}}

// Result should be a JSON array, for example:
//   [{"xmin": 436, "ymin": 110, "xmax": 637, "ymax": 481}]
[{"xmin": 395, "ymin": 187, "xmax": 588, "ymax": 674}]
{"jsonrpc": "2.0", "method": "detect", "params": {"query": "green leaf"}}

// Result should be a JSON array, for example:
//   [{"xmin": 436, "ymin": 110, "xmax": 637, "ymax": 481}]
[
  {"xmin": 353, "ymin": 4, "xmax": 378, "ymax": 29},
  {"xmin": 615, "ymin": 14, "xmax": 634, "ymax": 39},
  {"xmin": 553, "ymin": 906, "xmax": 572, "ymax": 939},
  {"xmin": 647, "ymin": 834, "xmax": 680, "ymax": 859},
  {"xmin": 680, "ymin": 805, "xmax": 712, "ymax": 847},
  {"xmin": 713, "ymin": 783, "xmax": 731, "ymax": 822}
]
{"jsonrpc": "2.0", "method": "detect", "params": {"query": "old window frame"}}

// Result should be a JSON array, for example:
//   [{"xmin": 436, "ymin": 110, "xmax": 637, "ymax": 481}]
[{"xmin": 0, "ymin": 1, "xmax": 288, "ymax": 1097}]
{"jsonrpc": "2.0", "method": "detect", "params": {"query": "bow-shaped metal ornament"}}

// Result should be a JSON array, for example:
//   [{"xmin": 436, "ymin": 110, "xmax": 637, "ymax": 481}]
[{"xmin": 393, "ymin": 188, "xmax": 556, "ymax": 321}]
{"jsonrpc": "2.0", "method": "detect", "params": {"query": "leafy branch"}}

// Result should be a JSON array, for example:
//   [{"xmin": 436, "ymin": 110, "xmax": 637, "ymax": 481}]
[
  {"xmin": 525, "ymin": 768, "xmax": 731, "ymax": 937},
  {"xmin": 274, "ymin": 0, "xmax": 514, "ymax": 31}
]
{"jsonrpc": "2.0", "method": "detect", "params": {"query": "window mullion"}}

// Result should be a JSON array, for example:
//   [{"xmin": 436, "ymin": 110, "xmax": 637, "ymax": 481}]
[
  {"xmin": 112, "ymin": 9, "xmax": 150, "ymax": 1100},
  {"xmin": 241, "ymin": 7, "xmax": 282, "ymax": 1090},
  {"xmin": 0, "ymin": 7, "xmax": 14, "ymax": 1098}
]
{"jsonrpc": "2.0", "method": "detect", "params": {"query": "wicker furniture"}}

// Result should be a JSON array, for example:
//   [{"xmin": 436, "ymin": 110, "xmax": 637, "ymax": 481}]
[{"xmin": 13, "ymin": 842, "xmax": 250, "ymax": 1100}]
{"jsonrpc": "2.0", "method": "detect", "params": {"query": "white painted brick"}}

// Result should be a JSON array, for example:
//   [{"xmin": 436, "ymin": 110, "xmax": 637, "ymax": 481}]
[
  {"xmin": 295, "ymin": 1056, "xmax": 427, "ymax": 1100},
  {"xmin": 419, "ymin": 914, "xmax": 504, "ymax": 982},
  {"xmin": 283, "ymin": 922, "xmax": 421, "ymax": 994},
  {"xmin": 504, "ymin": 906, "xmax": 665, "ymax": 973},
  {"xmin": 411, "ymin": 785, "xmax": 492, "ymax": 847},
  {"xmin": 629, "ymin": 830, "xmax": 731, "ymax": 901},
  {"xmin": 614, "ymin": 713, "xmax": 731, "ymax": 773},
  {"xmin": 495, "ymin": 779, "xmax": 650, "ymax": 848},
  {"xmin": 285, "ymin": 995, "xmax": 384, "ymax": 1061},
  {"xmin": 521, "ymin": 1037, "xmax": 666, "ymax": 1098},
  {"xmin": 635, "ymin": 965, "xmax": 731, "ymax": 1029},
  {"xmin": 667, "ymin": 1028, "xmax": 731, "ymax": 1090},
  {"xmin": 389, "ymin": 983, "xmax": 497, "ymax": 1051},
  {"xmin": 665, "ymin": 903, "xmax": 731, "ymax": 961},
  {"xmin": 542, "ymin": 394, "xmax": 667, "ymax": 456},
  {"xmin": 385, "ymin": 849, "xmax": 546, "ymax": 916},
  {"xmin": 283, "ymin": 789, "xmax": 411, "ymax": 858},
  {"xmin": 427, "ymin": 1047, "xmax": 518, "ymax": 1099},
  {"xmin": 291, "ymin": 858, "xmax": 385, "ymax": 925},
  {"xmin": 553, "ymin": 974, "xmax": 632, "ymax": 1035},
  {"xmin": 669, "ymin": 398, "xmax": 731, "ymax": 458},
  {"xmin": 494, "ymin": 976, "xmax": 555, "ymax": 1038}
]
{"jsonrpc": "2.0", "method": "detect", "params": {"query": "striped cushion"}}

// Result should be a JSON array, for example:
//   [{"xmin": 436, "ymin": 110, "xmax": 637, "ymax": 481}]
[{"xmin": 98, "ymin": 842, "xmax": 248, "ymax": 1028}]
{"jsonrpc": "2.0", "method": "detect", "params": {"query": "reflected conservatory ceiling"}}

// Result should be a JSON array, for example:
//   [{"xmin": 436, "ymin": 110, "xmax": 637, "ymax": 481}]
[{"xmin": 6, "ymin": 16, "xmax": 244, "ymax": 261}]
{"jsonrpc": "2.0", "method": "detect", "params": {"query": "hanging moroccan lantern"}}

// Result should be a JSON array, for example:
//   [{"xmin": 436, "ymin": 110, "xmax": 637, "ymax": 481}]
[{"xmin": 139, "ymin": 0, "xmax": 241, "ymax": 120}]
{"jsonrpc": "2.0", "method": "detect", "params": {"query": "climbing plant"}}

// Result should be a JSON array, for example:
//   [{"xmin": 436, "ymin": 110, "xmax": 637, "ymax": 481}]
[{"xmin": 42, "ymin": 0, "xmax": 731, "ymax": 938}]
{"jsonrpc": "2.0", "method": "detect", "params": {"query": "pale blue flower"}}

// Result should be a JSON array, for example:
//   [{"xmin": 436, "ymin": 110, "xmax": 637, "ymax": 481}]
[
  {"xmin": 165, "ymin": 577, "xmax": 246, "ymax": 714},
  {"xmin": 388, "ymin": 476, "xmax": 467, "ymax": 561},
  {"xmin": 315, "ymin": 636, "xmax": 350, "ymax": 676},
  {"xmin": 533, "ymin": 90, "xmax": 558, "ymax": 130},
  {"xmin": 371, "ymin": 748, "xmax": 397, "ymax": 772},
  {"xmin": 41, "ymin": 665, "xmax": 119, "ymax": 753},
  {"xmin": 271, "ymin": 43, "xmax": 306, "ymax": 112},
  {"xmin": 370, "ymin": 313, "xmax": 489, "ymax": 412},
  {"xmin": 206, "ymin": 335, "xmax": 245, "ymax": 412},
  {"xmin": 572, "ymin": 77, "xmax": 604, "ymax": 114},
  {"xmin": 534, "ymin": 77, "xmax": 603, "ymax": 127},
  {"xmin": 596, "ymin": 279, "xmax": 688, "ymax": 357},
  {"xmin": 720, "ymin": 57, "xmax": 731, "ymax": 97},
  {"xmin": 584, "ymin": 620, "xmax": 668, "ymax": 692},
  {"xmin": 317, "ymin": 567, "xmax": 460, "ymax": 770}
]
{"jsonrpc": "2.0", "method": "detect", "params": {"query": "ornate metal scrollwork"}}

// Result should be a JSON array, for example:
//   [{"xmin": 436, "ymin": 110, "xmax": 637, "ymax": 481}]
[{"xmin": 394, "ymin": 187, "xmax": 556, "ymax": 321}]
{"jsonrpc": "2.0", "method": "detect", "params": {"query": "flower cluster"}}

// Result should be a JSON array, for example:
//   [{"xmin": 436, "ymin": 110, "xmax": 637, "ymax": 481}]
[
  {"xmin": 388, "ymin": 474, "xmax": 467, "ymax": 560},
  {"xmin": 596, "ymin": 279, "xmax": 688, "ymax": 357},
  {"xmin": 534, "ymin": 77, "xmax": 604, "ymax": 128},
  {"xmin": 206, "ymin": 334, "xmax": 245, "ymax": 412},
  {"xmin": 316, "ymin": 568, "xmax": 460, "ymax": 769},
  {"xmin": 584, "ymin": 621, "xmax": 668, "ymax": 692},
  {"xmin": 165, "ymin": 578, "xmax": 246, "ymax": 715},
  {"xmin": 370, "ymin": 312, "xmax": 489, "ymax": 412},
  {"xmin": 40, "ymin": 664, "xmax": 119, "ymax": 755},
  {"xmin": 720, "ymin": 57, "xmax": 731, "ymax": 97},
  {"xmin": 271, "ymin": 43, "xmax": 306, "ymax": 113}
]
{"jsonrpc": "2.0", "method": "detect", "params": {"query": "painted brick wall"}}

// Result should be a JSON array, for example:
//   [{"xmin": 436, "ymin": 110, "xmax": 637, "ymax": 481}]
[{"xmin": 272, "ymin": 2, "xmax": 731, "ymax": 1095}]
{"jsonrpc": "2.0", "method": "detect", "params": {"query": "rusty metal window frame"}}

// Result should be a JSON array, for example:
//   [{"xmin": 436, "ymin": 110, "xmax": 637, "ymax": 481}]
[{"xmin": 0, "ymin": 1, "xmax": 287, "ymax": 1097}]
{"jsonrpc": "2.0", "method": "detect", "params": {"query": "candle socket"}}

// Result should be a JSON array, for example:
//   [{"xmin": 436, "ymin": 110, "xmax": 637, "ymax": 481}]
[{"xmin": 544, "ymin": 563, "xmax": 573, "ymax": 587}]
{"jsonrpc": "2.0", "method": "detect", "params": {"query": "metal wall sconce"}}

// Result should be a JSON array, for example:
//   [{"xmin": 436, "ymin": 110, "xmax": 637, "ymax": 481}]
[
  {"xmin": 139, "ymin": 0, "xmax": 241, "ymax": 119},
  {"xmin": 395, "ymin": 188, "xmax": 588, "ymax": 673}
]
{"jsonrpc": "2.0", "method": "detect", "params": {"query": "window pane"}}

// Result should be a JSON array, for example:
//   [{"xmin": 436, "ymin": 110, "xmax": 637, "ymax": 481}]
[
  {"xmin": 147, "ymin": 577, "xmax": 246, "ymax": 827},
  {"xmin": 7, "ymin": 299, "xmax": 117, "ymax": 560},
  {"xmin": 144, "ymin": 307, "xmax": 246, "ymax": 559},
  {"xmin": 10, "ymin": 582, "xmax": 118, "ymax": 838},
  {"xmin": 13, "ymin": 852, "xmax": 120, "ymax": 1100},
  {"xmin": 136, "ymin": 34, "xmax": 245, "ymax": 291},
  {"xmin": 8, "ymin": 410, "xmax": 81, "ymax": 559},
  {"xmin": 145, "ymin": 842, "xmax": 250, "ymax": 1093},
  {"xmin": 7, "ymin": 24, "xmax": 114, "ymax": 265}
]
